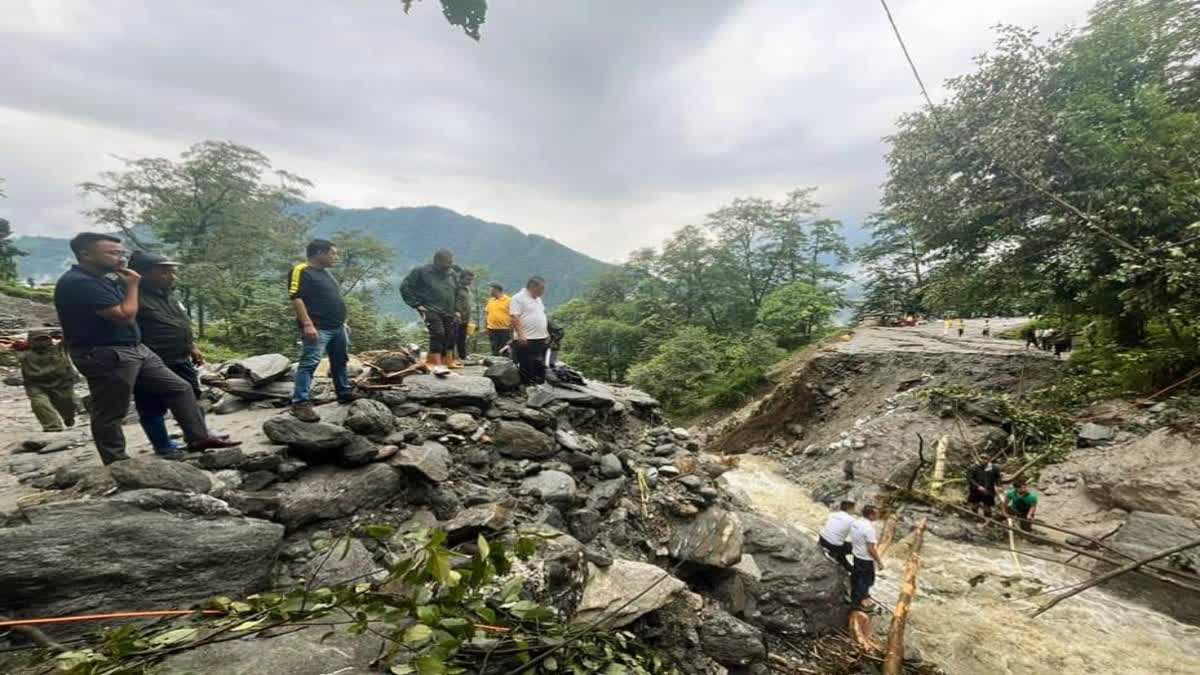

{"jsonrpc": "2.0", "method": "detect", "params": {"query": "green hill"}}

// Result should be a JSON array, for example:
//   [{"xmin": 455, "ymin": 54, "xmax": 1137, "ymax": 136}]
[{"xmin": 13, "ymin": 203, "xmax": 615, "ymax": 315}]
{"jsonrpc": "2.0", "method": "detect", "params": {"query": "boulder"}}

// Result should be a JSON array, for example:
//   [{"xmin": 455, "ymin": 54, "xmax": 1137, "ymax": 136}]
[
  {"xmin": 1080, "ymin": 428, "xmax": 1200, "ymax": 520},
  {"xmin": 212, "ymin": 395, "xmax": 252, "ymax": 415},
  {"xmin": 521, "ymin": 470, "xmax": 578, "ymax": 506},
  {"xmin": 0, "ymin": 495, "xmax": 283, "ymax": 624},
  {"xmin": 390, "ymin": 441, "xmax": 452, "ymax": 483},
  {"xmin": 339, "ymin": 436, "xmax": 380, "ymax": 466},
  {"xmin": 492, "ymin": 421, "xmax": 556, "ymax": 459},
  {"xmin": 1078, "ymin": 422, "xmax": 1116, "ymax": 446},
  {"xmin": 402, "ymin": 374, "xmax": 497, "ymax": 407},
  {"xmin": 227, "ymin": 353, "xmax": 292, "ymax": 385},
  {"xmin": 186, "ymin": 447, "xmax": 245, "ymax": 471},
  {"xmin": 223, "ymin": 379, "xmax": 295, "ymax": 402},
  {"xmin": 598, "ymin": 453, "xmax": 624, "ymax": 479},
  {"xmin": 263, "ymin": 416, "xmax": 353, "ymax": 452},
  {"xmin": 160, "ymin": 625, "xmax": 382, "ymax": 675},
  {"xmin": 343, "ymin": 399, "xmax": 398, "ymax": 436},
  {"xmin": 572, "ymin": 559, "xmax": 687, "ymax": 628},
  {"xmin": 299, "ymin": 538, "xmax": 383, "ymax": 587},
  {"xmin": 446, "ymin": 413, "xmax": 478, "ymax": 434},
  {"xmin": 1097, "ymin": 511, "xmax": 1200, "ymax": 625},
  {"xmin": 555, "ymin": 429, "xmax": 592, "ymax": 452},
  {"xmin": 276, "ymin": 464, "xmax": 402, "ymax": 529},
  {"xmin": 587, "ymin": 477, "xmax": 627, "ymax": 512},
  {"xmin": 526, "ymin": 382, "xmax": 616, "ymax": 409},
  {"xmin": 669, "ymin": 508, "xmax": 744, "ymax": 568},
  {"xmin": 699, "ymin": 607, "xmax": 767, "ymax": 668},
  {"xmin": 484, "ymin": 360, "xmax": 522, "ymax": 392},
  {"xmin": 110, "ymin": 458, "xmax": 212, "ymax": 494},
  {"xmin": 443, "ymin": 500, "xmax": 516, "ymax": 544},
  {"xmin": 567, "ymin": 508, "xmax": 603, "ymax": 543}
]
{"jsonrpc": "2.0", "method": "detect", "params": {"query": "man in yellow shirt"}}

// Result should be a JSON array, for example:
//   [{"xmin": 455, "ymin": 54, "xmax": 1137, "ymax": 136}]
[{"xmin": 484, "ymin": 283, "xmax": 512, "ymax": 356}]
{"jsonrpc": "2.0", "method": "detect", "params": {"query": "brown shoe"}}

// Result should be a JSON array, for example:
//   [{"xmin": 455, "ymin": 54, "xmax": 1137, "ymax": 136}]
[
  {"xmin": 188, "ymin": 436, "xmax": 242, "ymax": 451},
  {"xmin": 290, "ymin": 402, "xmax": 321, "ymax": 423}
]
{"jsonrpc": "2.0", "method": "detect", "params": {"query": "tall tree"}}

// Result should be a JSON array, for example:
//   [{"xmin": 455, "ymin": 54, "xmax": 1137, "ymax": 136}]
[
  {"xmin": 0, "ymin": 217, "xmax": 25, "ymax": 283},
  {"xmin": 402, "ymin": 0, "xmax": 487, "ymax": 40},
  {"xmin": 331, "ymin": 229, "xmax": 395, "ymax": 295}
]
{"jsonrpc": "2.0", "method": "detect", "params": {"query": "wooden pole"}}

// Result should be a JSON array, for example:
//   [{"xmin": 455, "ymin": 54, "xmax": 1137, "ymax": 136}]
[
  {"xmin": 929, "ymin": 436, "xmax": 948, "ymax": 495},
  {"xmin": 882, "ymin": 518, "xmax": 927, "ymax": 675},
  {"xmin": 1031, "ymin": 537, "xmax": 1200, "ymax": 618}
]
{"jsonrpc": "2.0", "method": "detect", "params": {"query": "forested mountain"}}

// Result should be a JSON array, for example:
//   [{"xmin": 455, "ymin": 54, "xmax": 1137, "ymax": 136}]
[{"xmin": 13, "ymin": 202, "xmax": 614, "ymax": 314}]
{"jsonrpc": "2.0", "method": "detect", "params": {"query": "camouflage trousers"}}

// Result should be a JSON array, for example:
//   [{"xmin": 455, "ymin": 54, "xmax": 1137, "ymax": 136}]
[{"xmin": 26, "ymin": 385, "xmax": 78, "ymax": 432}]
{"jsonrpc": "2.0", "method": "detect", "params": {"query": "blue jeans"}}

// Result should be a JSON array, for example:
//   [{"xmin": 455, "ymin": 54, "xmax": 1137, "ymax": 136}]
[{"xmin": 291, "ymin": 325, "xmax": 352, "ymax": 404}]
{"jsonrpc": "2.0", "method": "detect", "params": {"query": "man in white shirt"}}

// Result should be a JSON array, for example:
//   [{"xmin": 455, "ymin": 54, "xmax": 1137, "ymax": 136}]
[
  {"xmin": 818, "ymin": 500, "xmax": 856, "ymax": 572},
  {"xmin": 849, "ymin": 505, "xmax": 885, "ymax": 609},
  {"xmin": 509, "ymin": 276, "xmax": 550, "ymax": 384}
]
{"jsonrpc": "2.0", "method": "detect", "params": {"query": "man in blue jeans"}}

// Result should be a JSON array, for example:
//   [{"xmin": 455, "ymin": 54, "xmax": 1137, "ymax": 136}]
[{"xmin": 288, "ymin": 239, "xmax": 353, "ymax": 422}]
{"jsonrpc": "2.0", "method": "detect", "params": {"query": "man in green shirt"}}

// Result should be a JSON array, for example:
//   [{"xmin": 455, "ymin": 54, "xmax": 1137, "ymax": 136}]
[
  {"xmin": 20, "ymin": 328, "xmax": 79, "ymax": 432},
  {"xmin": 400, "ymin": 249, "xmax": 460, "ymax": 372},
  {"xmin": 1003, "ymin": 478, "xmax": 1039, "ymax": 532}
]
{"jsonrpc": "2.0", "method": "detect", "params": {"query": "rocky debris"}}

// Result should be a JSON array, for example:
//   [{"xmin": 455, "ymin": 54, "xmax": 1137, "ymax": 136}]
[
  {"xmin": 185, "ymin": 446, "xmax": 245, "ymax": 471},
  {"xmin": 275, "ymin": 464, "xmax": 401, "ymax": 530},
  {"xmin": 1078, "ymin": 422, "xmax": 1116, "ymax": 446},
  {"xmin": 298, "ymin": 537, "xmax": 383, "ymax": 587},
  {"xmin": 159, "ymin": 624, "xmax": 383, "ymax": 675},
  {"xmin": 212, "ymin": 395, "xmax": 252, "ymax": 415},
  {"xmin": 598, "ymin": 453, "xmax": 624, "ymax": 479},
  {"xmin": 492, "ymin": 420, "xmax": 557, "ymax": 459},
  {"xmin": 1079, "ymin": 428, "xmax": 1200, "ymax": 521},
  {"xmin": 484, "ymin": 359, "xmax": 522, "ymax": 392},
  {"xmin": 521, "ymin": 470, "xmax": 578, "ymax": 506},
  {"xmin": 699, "ymin": 606, "xmax": 767, "ymax": 668},
  {"xmin": 669, "ymin": 508, "xmax": 744, "ymax": 568},
  {"xmin": 445, "ymin": 412, "xmax": 478, "ymax": 434},
  {"xmin": 573, "ymin": 559, "xmax": 688, "ymax": 628},
  {"xmin": 390, "ymin": 441, "xmax": 452, "ymax": 483},
  {"xmin": 443, "ymin": 500, "xmax": 516, "ymax": 543},
  {"xmin": 263, "ymin": 416, "xmax": 353, "ymax": 452},
  {"xmin": 402, "ymin": 374, "xmax": 497, "ymax": 408},
  {"xmin": 227, "ymin": 353, "xmax": 291, "ymax": 385},
  {"xmin": 1098, "ymin": 511, "xmax": 1200, "ymax": 625},
  {"xmin": 358, "ymin": 349, "xmax": 419, "ymax": 375},
  {"xmin": 343, "ymin": 399, "xmax": 398, "ymax": 436},
  {"xmin": 339, "ymin": 436, "xmax": 380, "ymax": 466},
  {"xmin": 527, "ymin": 381, "xmax": 617, "ymax": 409},
  {"xmin": 222, "ymin": 378, "xmax": 296, "ymax": 402},
  {"xmin": 110, "ymin": 457, "xmax": 213, "ymax": 494},
  {"xmin": 0, "ymin": 496, "xmax": 283, "ymax": 625}
]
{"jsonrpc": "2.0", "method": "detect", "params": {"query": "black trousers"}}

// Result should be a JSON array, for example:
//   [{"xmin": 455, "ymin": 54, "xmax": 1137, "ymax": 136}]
[
  {"xmin": 488, "ymin": 329, "xmax": 512, "ymax": 356},
  {"xmin": 424, "ymin": 312, "xmax": 458, "ymax": 356},
  {"xmin": 135, "ymin": 359, "xmax": 202, "ymax": 418},
  {"xmin": 71, "ymin": 344, "xmax": 209, "ymax": 465},
  {"xmin": 511, "ymin": 338, "xmax": 548, "ymax": 384},
  {"xmin": 455, "ymin": 322, "xmax": 469, "ymax": 359},
  {"xmin": 850, "ymin": 557, "xmax": 876, "ymax": 608},
  {"xmin": 819, "ymin": 536, "xmax": 853, "ymax": 572}
]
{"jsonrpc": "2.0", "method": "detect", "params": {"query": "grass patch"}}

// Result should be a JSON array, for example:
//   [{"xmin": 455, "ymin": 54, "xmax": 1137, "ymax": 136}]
[{"xmin": 0, "ymin": 282, "xmax": 53, "ymax": 304}]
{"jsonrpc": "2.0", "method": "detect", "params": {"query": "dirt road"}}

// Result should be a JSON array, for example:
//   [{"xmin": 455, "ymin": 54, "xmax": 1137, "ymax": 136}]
[{"xmin": 833, "ymin": 317, "xmax": 1042, "ymax": 356}]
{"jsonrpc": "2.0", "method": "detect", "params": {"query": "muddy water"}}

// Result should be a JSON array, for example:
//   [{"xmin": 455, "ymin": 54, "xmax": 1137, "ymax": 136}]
[{"xmin": 720, "ymin": 455, "xmax": 1200, "ymax": 675}]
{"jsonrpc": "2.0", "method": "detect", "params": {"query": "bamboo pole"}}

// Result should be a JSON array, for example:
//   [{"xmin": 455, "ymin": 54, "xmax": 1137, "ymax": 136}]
[
  {"xmin": 929, "ymin": 436, "xmax": 949, "ymax": 495},
  {"xmin": 1006, "ymin": 517, "xmax": 1024, "ymax": 576},
  {"xmin": 882, "ymin": 518, "xmax": 928, "ymax": 675},
  {"xmin": 1031, "ymin": 537, "xmax": 1200, "ymax": 618}
]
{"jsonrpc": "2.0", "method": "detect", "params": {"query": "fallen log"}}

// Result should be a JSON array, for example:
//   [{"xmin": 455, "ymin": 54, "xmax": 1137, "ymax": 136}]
[
  {"xmin": 1031, "ymin": 537, "xmax": 1200, "ymax": 618},
  {"xmin": 882, "ymin": 518, "xmax": 927, "ymax": 675}
]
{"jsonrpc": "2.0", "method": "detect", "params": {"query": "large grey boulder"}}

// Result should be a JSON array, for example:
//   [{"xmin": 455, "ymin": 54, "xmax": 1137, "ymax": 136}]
[
  {"xmin": 526, "ymin": 382, "xmax": 616, "ymax": 409},
  {"xmin": 402, "ymin": 374, "xmax": 497, "ymax": 407},
  {"xmin": 227, "ymin": 353, "xmax": 291, "ymax": 385},
  {"xmin": 1081, "ymin": 428, "xmax": 1200, "ymax": 521},
  {"xmin": 521, "ymin": 470, "xmax": 577, "ymax": 506},
  {"xmin": 390, "ymin": 441, "xmax": 452, "ymax": 483},
  {"xmin": 263, "ymin": 416, "xmax": 353, "ymax": 451},
  {"xmin": 110, "ymin": 457, "xmax": 212, "ymax": 494},
  {"xmin": 572, "ymin": 559, "xmax": 687, "ymax": 628},
  {"xmin": 276, "ymin": 464, "xmax": 401, "ymax": 529},
  {"xmin": 712, "ymin": 512, "xmax": 844, "ymax": 637},
  {"xmin": 160, "ymin": 625, "xmax": 381, "ymax": 675},
  {"xmin": 343, "ymin": 399, "xmax": 398, "ymax": 436},
  {"xmin": 1097, "ymin": 511, "xmax": 1200, "ymax": 625},
  {"xmin": 492, "ymin": 420, "xmax": 556, "ymax": 459},
  {"xmin": 1078, "ymin": 422, "xmax": 1116, "ymax": 446},
  {"xmin": 0, "ymin": 495, "xmax": 283, "ymax": 624},
  {"xmin": 669, "ymin": 508, "xmax": 744, "ymax": 568},
  {"xmin": 484, "ymin": 359, "xmax": 522, "ymax": 392},
  {"xmin": 700, "ymin": 607, "xmax": 767, "ymax": 668}
]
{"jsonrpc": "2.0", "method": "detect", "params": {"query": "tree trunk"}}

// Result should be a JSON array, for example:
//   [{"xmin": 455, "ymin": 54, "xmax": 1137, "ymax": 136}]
[
  {"xmin": 883, "ymin": 518, "xmax": 928, "ymax": 675},
  {"xmin": 197, "ymin": 298, "xmax": 206, "ymax": 339}
]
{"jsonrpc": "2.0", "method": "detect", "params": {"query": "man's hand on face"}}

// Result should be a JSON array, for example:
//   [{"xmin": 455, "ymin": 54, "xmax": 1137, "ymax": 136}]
[{"xmin": 113, "ymin": 267, "xmax": 142, "ymax": 285}]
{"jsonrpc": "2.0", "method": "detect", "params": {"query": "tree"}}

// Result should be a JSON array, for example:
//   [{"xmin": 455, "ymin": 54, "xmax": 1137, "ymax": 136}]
[
  {"xmin": 627, "ymin": 326, "xmax": 722, "ymax": 413},
  {"xmin": 756, "ymin": 281, "xmax": 838, "ymax": 346},
  {"xmin": 402, "ymin": 0, "xmax": 487, "ymax": 40},
  {"xmin": 0, "ymin": 217, "xmax": 25, "ymax": 283},
  {"xmin": 331, "ymin": 229, "xmax": 395, "ymax": 294},
  {"xmin": 559, "ymin": 318, "xmax": 643, "ymax": 382}
]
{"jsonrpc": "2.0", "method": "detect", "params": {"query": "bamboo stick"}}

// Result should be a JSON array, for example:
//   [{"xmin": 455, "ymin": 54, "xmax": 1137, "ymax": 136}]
[{"xmin": 882, "ymin": 518, "xmax": 928, "ymax": 675}]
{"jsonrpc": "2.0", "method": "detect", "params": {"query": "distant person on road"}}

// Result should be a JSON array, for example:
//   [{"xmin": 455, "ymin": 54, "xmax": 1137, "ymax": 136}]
[
  {"xmin": 288, "ymin": 239, "xmax": 354, "ymax": 423},
  {"xmin": 453, "ymin": 268, "xmax": 476, "ymax": 367},
  {"xmin": 400, "ymin": 249, "xmax": 460, "ymax": 373},
  {"xmin": 1022, "ymin": 325, "xmax": 1038, "ymax": 349},
  {"xmin": 982, "ymin": 318, "xmax": 991, "ymax": 338},
  {"xmin": 957, "ymin": 318, "xmax": 966, "ymax": 337},
  {"xmin": 509, "ymin": 276, "xmax": 550, "ymax": 384},
  {"xmin": 966, "ymin": 459, "xmax": 1003, "ymax": 523},
  {"xmin": 1003, "ymin": 478, "xmax": 1039, "ymax": 532},
  {"xmin": 818, "ymin": 500, "xmax": 856, "ymax": 572},
  {"xmin": 484, "ymin": 283, "xmax": 512, "ymax": 356},
  {"xmin": 943, "ymin": 318, "xmax": 950, "ymax": 336},
  {"xmin": 54, "ymin": 233, "xmax": 238, "ymax": 464},
  {"xmin": 128, "ymin": 250, "xmax": 219, "ymax": 455},
  {"xmin": 19, "ymin": 328, "xmax": 79, "ymax": 432},
  {"xmin": 849, "ymin": 505, "xmax": 884, "ymax": 609}
]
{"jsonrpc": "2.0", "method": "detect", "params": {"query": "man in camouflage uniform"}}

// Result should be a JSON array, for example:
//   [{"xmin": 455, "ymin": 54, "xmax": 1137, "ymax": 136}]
[{"xmin": 20, "ymin": 328, "xmax": 79, "ymax": 432}]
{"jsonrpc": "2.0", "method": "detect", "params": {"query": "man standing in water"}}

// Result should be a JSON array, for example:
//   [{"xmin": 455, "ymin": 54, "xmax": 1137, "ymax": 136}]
[
  {"xmin": 1003, "ymin": 478, "xmax": 1040, "ymax": 532},
  {"xmin": 966, "ymin": 458, "xmax": 1003, "ymax": 523},
  {"xmin": 849, "ymin": 505, "xmax": 885, "ymax": 609}
]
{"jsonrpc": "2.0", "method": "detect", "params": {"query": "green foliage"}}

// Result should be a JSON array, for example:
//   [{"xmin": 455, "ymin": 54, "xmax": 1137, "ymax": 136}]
[
  {"xmin": 756, "ymin": 281, "xmax": 838, "ymax": 347},
  {"xmin": 402, "ymin": 0, "xmax": 487, "ymax": 41},
  {"xmin": 0, "ymin": 216, "xmax": 25, "ymax": 283},
  {"xmin": 193, "ymin": 338, "xmax": 249, "ymax": 364},
  {"xmin": 916, "ymin": 385, "xmax": 1077, "ymax": 467},
  {"xmin": 30, "ymin": 529, "xmax": 676, "ymax": 675},
  {"xmin": 0, "ymin": 280, "xmax": 52, "ymax": 304}
]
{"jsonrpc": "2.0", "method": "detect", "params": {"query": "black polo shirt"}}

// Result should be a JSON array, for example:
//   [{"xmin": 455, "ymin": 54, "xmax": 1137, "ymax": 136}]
[
  {"xmin": 54, "ymin": 265, "xmax": 141, "ymax": 348},
  {"xmin": 288, "ymin": 262, "xmax": 346, "ymax": 329},
  {"xmin": 138, "ymin": 286, "xmax": 194, "ymax": 363}
]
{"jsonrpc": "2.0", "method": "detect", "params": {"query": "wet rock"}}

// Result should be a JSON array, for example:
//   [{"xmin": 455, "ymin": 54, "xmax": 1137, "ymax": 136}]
[
  {"xmin": 185, "ymin": 446, "xmax": 245, "ymax": 471},
  {"xmin": 1078, "ymin": 422, "xmax": 1116, "ymax": 446},
  {"xmin": 0, "ymin": 497, "xmax": 283, "ymax": 626},
  {"xmin": 52, "ymin": 464, "xmax": 113, "ymax": 491},
  {"xmin": 1097, "ymin": 511, "xmax": 1200, "ymax": 625},
  {"xmin": 492, "ymin": 420, "xmax": 557, "ymax": 459},
  {"xmin": 521, "ymin": 470, "xmax": 577, "ymax": 506},
  {"xmin": 1080, "ymin": 428, "xmax": 1200, "ymax": 520},
  {"xmin": 391, "ymin": 402, "xmax": 424, "ymax": 417},
  {"xmin": 587, "ymin": 477, "xmax": 627, "ymax": 511},
  {"xmin": 568, "ymin": 508, "xmax": 603, "ymax": 543},
  {"xmin": 223, "ymin": 490, "xmax": 282, "ymax": 519},
  {"xmin": 276, "ymin": 460, "xmax": 307, "ymax": 481},
  {"xmin": 263, "ymin": 416, "xmax": 353, "ymax": 452},
  {"xmin": 677, "ymin": 474, "xmax": 704, "ymax": 491},
  {"xmin": 527, "ymin": 382, "xmax": 617, "ymax": 409},
  {"xmin": 276, "ymin": 464, "xmax": 401, "ymax": 529},
  {"xmin": 598, "ymin": 453, "xmax": 624, "ymax": 479},
  {"xmin": 390, "ymin": 441, "xmax": 452, "ymax": 483},
  {"xmin": 339, "ymin": 436, "xmax": 380, "ymax": 466},
  {"xmin": 443, "ymin": 500, "xmax": 516, "ymax": 543},
  {"xmin": 700, "ymin": 607, "xmax": 767, "ymax": 668},
  {"xmin": 446, "ymin": 413, "xmax": 477, "ymax": 434},
  {"xmin": 240, "ymin": 447, "xmax": 285, "ymax": 473},
  {"xmin": 555, "ymin": 429, "xmax": 592, "ymax": 452},
  {"xmin": 110, "ymin": 458, "xmax": 212, "ymax": 494},
  {"xmin": 484, "ymin": 359, "xmax": 522, "ymax": 392},
  {"xmin": 227, "ymin": 353, "xmax": 291, "ymax": 385},
  {"xmin": 573, "ymin": 559, "xmax": 687, "ymax": 628},
  {"xmin": 402, "ymin": 374, "xmax": 497, "ymax": 408},
  {"xmin": 343, "ymin": 399, "xmax": 398, "ymax": 436},
  {"xmin": 559, "ymin": 450, "xmax": 596, "ymax": 471}
]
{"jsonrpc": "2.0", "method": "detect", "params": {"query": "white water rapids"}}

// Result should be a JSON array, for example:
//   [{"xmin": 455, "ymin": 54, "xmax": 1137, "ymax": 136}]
[{"xmin": 720, "ymin": 455, "xmax": 1200, "ymax": 675}]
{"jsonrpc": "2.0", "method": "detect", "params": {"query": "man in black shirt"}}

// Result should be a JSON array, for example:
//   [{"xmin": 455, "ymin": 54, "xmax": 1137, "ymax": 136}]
[
  {"xmin": 966, "ymin": 459, "xmax": 1003, "ymax": 522},
  {"xmin": 288, "ymin": 239, "xmax": 352, "ymax": 422},
  {"xmin": 128, "ymin": 250, "xmax": 210, "ymax": 454},
  {"xmin": 53, "ymin": 233, "xmax": 239, "ymax": 464}
]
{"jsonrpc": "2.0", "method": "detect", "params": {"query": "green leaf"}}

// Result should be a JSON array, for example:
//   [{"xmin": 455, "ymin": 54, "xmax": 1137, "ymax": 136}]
[
  {"xmin": 364, "ymin": 523, "xmax": 398, "ymax": 540},
  {"xmin": 148, "ymin": 628, "xmax": 198, "ymax": 647},
  {"xmin": 477, "ymin": 533, "xmax": 490, "ymax": 560},
  {"xmin": 403, "ymin": 623, "xmax": 435, "ymax": 647},
  {"xmin": 232, "ymin": 618, "xmax": 268, "ymax": 632},
  {"xmin": 544, "ymin": 656, "xmax": 559, "ymax": 671},
  {"xmin": 390, "ymin": 666, "xmax": 417, "ymax": 675},
  {"xmin": 415, "ymin": 654, "xmax": 448, "ymax": 675},
  {"xmin": 417, "ymin": 605, "xmax": 440, "ymax": 624}
]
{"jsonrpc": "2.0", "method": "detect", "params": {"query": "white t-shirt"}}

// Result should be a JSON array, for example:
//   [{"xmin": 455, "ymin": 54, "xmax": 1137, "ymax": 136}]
[
  {"xmin": 850, "ymin": 518, "xmax": 879, "ymax": 561},
  {"xmin": 509, "ymin": 289, "xmax": 549, "ymax": 340},
  {"xmin": 820, "ymin": 511, "xmax": 855, "ymax": 546}
]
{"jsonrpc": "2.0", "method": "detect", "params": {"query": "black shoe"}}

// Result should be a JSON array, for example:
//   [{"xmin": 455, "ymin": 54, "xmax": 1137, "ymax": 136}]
[
  {"xmin": 291, "ymin": 402, "xmax": 321, "ymax": 423},
  {"xmin": 337, "ymin": 393, "xmax": 361, "ymax": 405},
  {"xmin": 157, "ymin": 451, "xmax": 187, "ymax": 461},
  {"xmin": 188, "ymin": 436, "xmax": 242, "ymax": 451}
]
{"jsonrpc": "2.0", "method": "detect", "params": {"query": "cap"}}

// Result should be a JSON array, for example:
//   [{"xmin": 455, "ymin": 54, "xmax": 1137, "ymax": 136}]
[
  {"xmin": 128, "ymin": 250, "xmax": 182, "ymax": 273},
  {"xmin": 488, "ymin": 282, "xmax": 503, "ymax": 291}
]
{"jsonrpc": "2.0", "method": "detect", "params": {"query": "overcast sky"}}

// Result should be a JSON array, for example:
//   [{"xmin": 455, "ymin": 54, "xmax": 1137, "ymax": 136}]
[{"xmin": 2, "ymin": 0, "xmax": 1096, "ymax": 262}]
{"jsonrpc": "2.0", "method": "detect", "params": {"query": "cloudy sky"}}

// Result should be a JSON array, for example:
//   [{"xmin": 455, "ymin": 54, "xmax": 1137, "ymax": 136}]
[{"xmin": 2, "ymin": 0, "xmax": 1096, "ymax": 262}]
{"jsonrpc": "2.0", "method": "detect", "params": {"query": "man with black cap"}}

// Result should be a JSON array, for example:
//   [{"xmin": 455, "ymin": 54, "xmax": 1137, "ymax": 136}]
[
  {"xmin": 53, "ymin": 233, "xmax": 239, "ymax": 464},
  {"xmin": 128, "ymin": 250, "xmax": 213, "ymax": 454},
  {"xmin": 19, "ymin": 328, "xmax": 79, "ymax": 432}
]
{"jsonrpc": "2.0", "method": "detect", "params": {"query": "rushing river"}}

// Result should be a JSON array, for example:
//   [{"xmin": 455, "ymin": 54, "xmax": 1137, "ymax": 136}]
[{"xmin": 720, "ymin": 455, "xmax": 1200, "ymax": 675}]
